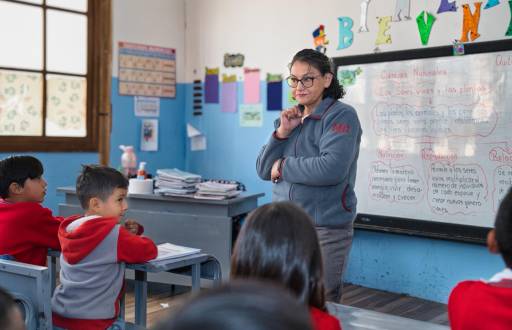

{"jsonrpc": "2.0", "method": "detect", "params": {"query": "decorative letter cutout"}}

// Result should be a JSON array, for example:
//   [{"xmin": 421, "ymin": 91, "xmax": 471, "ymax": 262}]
[
  {"xmin": 460, "ymin": 2, "xmax": 482, "ymax": 42},
  {"xmin": 506, "ymin": 0, "xmax": 512, "ymax": 36},
  {"xmin": 484, "ymin": 0, "xmax": 500, "ymax": 9},
  {"xmin": 437, "ymin": 0, "xmax": 457, "ymax": 14},
  {"xmin": 359, "ymin": 0, "xmax": 371, "ymax": 32},
  {"xmin": 416, "ymin": 11, "xmax": 436, "ymax": 46},
  {"xmin": 375, "ymin": 16, "xmax": 392, "ymax": 46},
  {"xmin": 393, "ymin": 0, "xmax": 411, "ymax": 21},
  {"xmin": 338, "ymin": 17, "xmax": 354, "ymax": 49}
]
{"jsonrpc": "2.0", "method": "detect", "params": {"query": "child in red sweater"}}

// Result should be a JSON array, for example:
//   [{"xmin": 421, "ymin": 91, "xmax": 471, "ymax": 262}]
[
  {"xmin": 0, "ymin": 155, "xmax": 62, "ymax": 266},
  {"xmin": 231, "ymin": 202, "xmax": 342, "ymax": 330},
  {"xmin": 448, "ymin": 187, "xmax": 512, "ymax": 330}
]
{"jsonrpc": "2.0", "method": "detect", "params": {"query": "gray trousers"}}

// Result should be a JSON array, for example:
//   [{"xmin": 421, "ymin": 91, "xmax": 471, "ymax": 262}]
[{"xmin": 316, "ymin": 225, "xmax": 354, "ymax": 303}]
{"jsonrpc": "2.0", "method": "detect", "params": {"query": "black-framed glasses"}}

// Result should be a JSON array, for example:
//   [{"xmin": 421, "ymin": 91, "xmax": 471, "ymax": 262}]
[{"xmin": 286, "ymin": 75, "xmax": 319, "ymax": 88}]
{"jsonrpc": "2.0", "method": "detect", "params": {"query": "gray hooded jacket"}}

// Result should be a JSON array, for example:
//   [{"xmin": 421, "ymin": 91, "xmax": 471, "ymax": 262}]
[{"xmin": 256, "ymin": 97, "xmax": 362, "ymax": 228}]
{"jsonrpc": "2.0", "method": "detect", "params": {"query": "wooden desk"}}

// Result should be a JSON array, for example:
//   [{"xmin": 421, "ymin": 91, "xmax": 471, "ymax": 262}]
[
  {"xmin": 58, "ymin": 187, "xmax": 264, "ymax": 278},
  {"xmin": 327, "ymin": 303, "xmax": 449, "ymax": 330}
]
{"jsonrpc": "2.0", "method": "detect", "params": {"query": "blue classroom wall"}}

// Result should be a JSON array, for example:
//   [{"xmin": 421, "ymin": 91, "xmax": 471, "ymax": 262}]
[
  {"xmin": 0, "ymin": 78, "xmax": 186, "ymax": 214},
  {"xmin": 109, "ymin": 78, "xmax": 186, "ymax": 175},
  {"xmin": 185, "ymin": 81, "xmax": 505, "ymax": 303},
  {"xmin": 346, "ymin": 230, "xmax": 503, "ymax": 303},
  {"xmin": 185, "ymin": 81, "xmax": 282, "ymax": 198},
  {"xmin": 0, "ymin": 152, "xmax": 97, "ymax": 212}
]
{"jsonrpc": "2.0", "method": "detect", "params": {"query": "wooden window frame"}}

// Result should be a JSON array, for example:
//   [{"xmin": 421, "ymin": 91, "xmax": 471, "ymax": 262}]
[{"xmin": 0, "ymin": 0, "xmax": 111, "ymax": 158}]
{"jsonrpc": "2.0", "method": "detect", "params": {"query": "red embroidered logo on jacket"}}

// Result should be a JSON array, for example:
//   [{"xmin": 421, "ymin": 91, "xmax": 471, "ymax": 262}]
[{"xmin": 331, "ymin": 123, "xmax": 350, "ymax": 134}]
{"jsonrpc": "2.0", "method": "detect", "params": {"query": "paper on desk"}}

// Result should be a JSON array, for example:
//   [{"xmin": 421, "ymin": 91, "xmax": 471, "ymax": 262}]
[
  {"xmin": 152, "ymin": 243, "xmax": 201, "ymax": 262},
  {"xmin": 187, "ymin": 123, "xmax": 207, "ymax": 151}
]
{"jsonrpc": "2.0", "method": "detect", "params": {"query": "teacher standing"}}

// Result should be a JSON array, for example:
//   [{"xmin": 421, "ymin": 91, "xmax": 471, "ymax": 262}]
[{"xmin": 256, "ymin": 49, "xmax": 362, "ymax": 302}]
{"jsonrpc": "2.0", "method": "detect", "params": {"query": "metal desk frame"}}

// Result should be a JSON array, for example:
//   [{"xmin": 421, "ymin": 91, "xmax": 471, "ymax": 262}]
[{"xmin": 49, "ymin": 251, "xmax": 222, "ymax": 328}]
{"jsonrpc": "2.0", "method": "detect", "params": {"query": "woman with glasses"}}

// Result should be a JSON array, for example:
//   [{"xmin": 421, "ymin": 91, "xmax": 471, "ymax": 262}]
[{"xmin": 256, "ymin": 49, "xmax": 362, "ymax": 303}]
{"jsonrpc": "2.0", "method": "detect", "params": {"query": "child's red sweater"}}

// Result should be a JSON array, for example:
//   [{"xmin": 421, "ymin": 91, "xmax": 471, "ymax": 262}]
[
  {"xmin": 449, "ymin": 278, "xmax": 512, "ymax": 330},
  {"xmin": 0, "ymin": 199, "xmax": 62, "ymax": 266}
]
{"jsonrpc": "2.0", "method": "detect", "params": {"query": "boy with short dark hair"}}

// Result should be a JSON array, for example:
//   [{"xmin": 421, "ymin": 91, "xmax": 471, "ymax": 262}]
[
  {"xmin": 52, "ymin": 165, "xmax": 157, "ymax": 330},
  {"xmin": 0, "ymin": 155, "xmax": 61, "ymax": 266},
  {"xmin": 448, "ymin": 187, "xmax": 512, "ymax": 329}
]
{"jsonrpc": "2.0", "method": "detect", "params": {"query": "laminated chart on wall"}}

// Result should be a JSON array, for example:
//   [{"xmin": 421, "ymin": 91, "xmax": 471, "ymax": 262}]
[
  {"xmin": 221, "ymin": 74, "xmax": 237, "ymax": 113},
  {"xmin": 204, "ymin": 68, "xmax": 220, "ymax": 103},
  {"xmin": 266, "ymin": 74, "xmax": 282, "ymax": 111},
  {"xmin": 134, "ymin": 96, "xmax": 160, "ymax": 117},
  {"xmin": 243, "ymin": 68, "xmax": 260, "ymax": 104},
  {"xmin": 239, "ymin": 104, "xmax": 263, "ymax": 127},
  {"xmin": 338, "ymin": 49, "xmax": 512, "ymax": 228},
  {"xmin": 118, "ymin": 42, "xmax": 176, "ymax": 98}
]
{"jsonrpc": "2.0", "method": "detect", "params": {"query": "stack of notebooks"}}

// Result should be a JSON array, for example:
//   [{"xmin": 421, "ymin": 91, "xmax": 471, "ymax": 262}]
[
  {"xmin": 151, "ymin": 243, "xmax": 201, "ymax": 262},
  {"xmin": 154, "ymin": 168, "xmax": 202, "ymax": 197},
  {"xmin": 195, "ymin": 181, "xmax": 241, "ymax": 200}
]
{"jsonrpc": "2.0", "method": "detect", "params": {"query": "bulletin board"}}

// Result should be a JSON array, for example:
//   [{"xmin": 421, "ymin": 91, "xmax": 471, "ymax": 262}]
[{"xmin": 334, "ymin": 40, "xmax": 512, "ymax": 243}]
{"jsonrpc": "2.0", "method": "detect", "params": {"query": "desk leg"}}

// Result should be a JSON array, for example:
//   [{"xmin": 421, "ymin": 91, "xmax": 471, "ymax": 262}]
[
  {"xmin": 134, "ymin": 270, "xmax": 148, "ymax": 327},
  {"xmin": 191, "ymin": 263, "xmax": 200, "ymax": 294},
  {"xmin": 119, "ymin": 294, "xmax": 125, "ymax": 320},
  {"xmin": 49, "ymin": 256, "xmax": 57, "ymax": 293}
]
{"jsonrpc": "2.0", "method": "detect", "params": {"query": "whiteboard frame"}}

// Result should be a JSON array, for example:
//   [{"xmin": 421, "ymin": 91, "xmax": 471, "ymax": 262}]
[{"xmin": 333, "ymin": 40, "xmax": 512, "ymax": 244}]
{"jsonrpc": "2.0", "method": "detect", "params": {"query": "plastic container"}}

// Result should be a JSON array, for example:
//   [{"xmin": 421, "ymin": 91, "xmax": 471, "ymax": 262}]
[
  {"xmin": 120, "ymin": 145, "xmax": 137, "ymax": 177},
  {"xmin": 137, "ymin": 162, "xmax": 147, "ymax": 180}
]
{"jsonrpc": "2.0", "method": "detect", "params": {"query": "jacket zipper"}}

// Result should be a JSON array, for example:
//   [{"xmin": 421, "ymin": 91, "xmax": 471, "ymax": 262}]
[{"xmin": 289, "ymin": 124, "xmax": 304, "ymax": 200}]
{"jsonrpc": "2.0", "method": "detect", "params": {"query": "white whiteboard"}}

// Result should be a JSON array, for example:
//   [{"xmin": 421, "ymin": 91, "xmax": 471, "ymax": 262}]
[{"xmin": 339, "ymin": 50, "xmax": 512, "ymax": 228}]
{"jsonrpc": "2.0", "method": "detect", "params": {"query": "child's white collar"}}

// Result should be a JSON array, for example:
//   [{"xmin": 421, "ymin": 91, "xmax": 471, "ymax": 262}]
[
  {"xmin": 488, "ymin": 268, "xmax": 512, "ymax": 283},
  {"xmin": 66, "ymin": 215, "xmax": 102, "ymax": 233}
]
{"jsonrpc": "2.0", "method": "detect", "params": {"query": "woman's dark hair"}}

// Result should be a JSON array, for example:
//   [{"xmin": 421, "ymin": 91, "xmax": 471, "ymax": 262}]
[
  {"xmin": 231, "ymin": 202, "xmax": 325, "ymax": 309},
  {"xmin": 290, "ymin": 48, "xmax": 345, "ymax": 100},
  {"xmin": 155, "ymin": 280, "xmax": 313, "ymax": 330},
  {"xmin": 495, "ymin": 187, "xmax": 512, "ymax": 268}
]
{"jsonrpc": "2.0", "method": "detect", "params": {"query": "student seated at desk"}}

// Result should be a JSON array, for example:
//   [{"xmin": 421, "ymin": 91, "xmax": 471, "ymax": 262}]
[
  {"xmin": 155, "ymin": 280, "xmax": 313, "ymax": 330},
  {"xmin": 0, "ymin": 287, "xmax": 25, "ymax": 330},
  {"xmin": 0, "ymin": 155, "xmax": 62, "ymax": 266},
  {"xmin": 448, "ymin": 187, "xmax": 512, "ymax": 330},
  {"xmin": 52, "ymin": 165, "xmax": 157, "ymax": 330},
  {"xmin": 231, "ymin": 202, "xmax": 342, "ymax": 330}
]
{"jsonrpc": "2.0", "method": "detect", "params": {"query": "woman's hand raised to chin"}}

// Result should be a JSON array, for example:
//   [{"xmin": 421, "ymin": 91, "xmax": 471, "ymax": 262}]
[{"xmin": 276, "ymin": 106, "xmax": 302, "ymax": 138}]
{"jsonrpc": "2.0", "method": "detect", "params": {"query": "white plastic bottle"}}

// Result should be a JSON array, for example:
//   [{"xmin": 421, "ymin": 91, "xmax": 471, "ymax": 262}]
[{"xmin": 120, "ymin": 145, "xmax": 137, "ymax": 177}]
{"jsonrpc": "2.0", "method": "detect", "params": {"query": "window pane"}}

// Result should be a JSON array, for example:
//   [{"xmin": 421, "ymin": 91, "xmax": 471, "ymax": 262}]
[
  {"xmin": 0, "ymin": 2, "xmax": 42, "ymax": 70},
  {"xmin": 0, "ymin": 70, "xmax": 43, "ymax": 136},
  {"xmin": 46, "ymin": 10, "xmax": 87, "ymax": 74},
  {"xmin": 45, "ymin": 75, "xmax": 86, "ymax": 137},
  {"xmin": 16, "ymin": 0, "xmax": 42, "ymax": 4},
  {"xmin": 47, "ymin": 0, "xmax": 87, "ymax": 12}
]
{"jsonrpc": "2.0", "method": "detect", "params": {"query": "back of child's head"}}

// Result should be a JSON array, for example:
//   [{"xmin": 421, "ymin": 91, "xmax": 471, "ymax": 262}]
[
  {"xmin": 495, "ymin": 187, "xmax": 512, "ymax": 268},
  {"xmin": 155, "ymin": 280, "xmax": 313, "ymax": 330},
  {"xmin": 76, "ymin": 165, "xmax": 128, "ymax": 209},
  {"xmin": 231, "ymin": 201, "xmax": 325, "ymax": 309},
  {"xmin": 0, "ymin": 156, "xmax": 43, "ymax": 199},
  {"xmin": 0, "ymin": 287, "xmax": 25, "ymax": 330}
]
